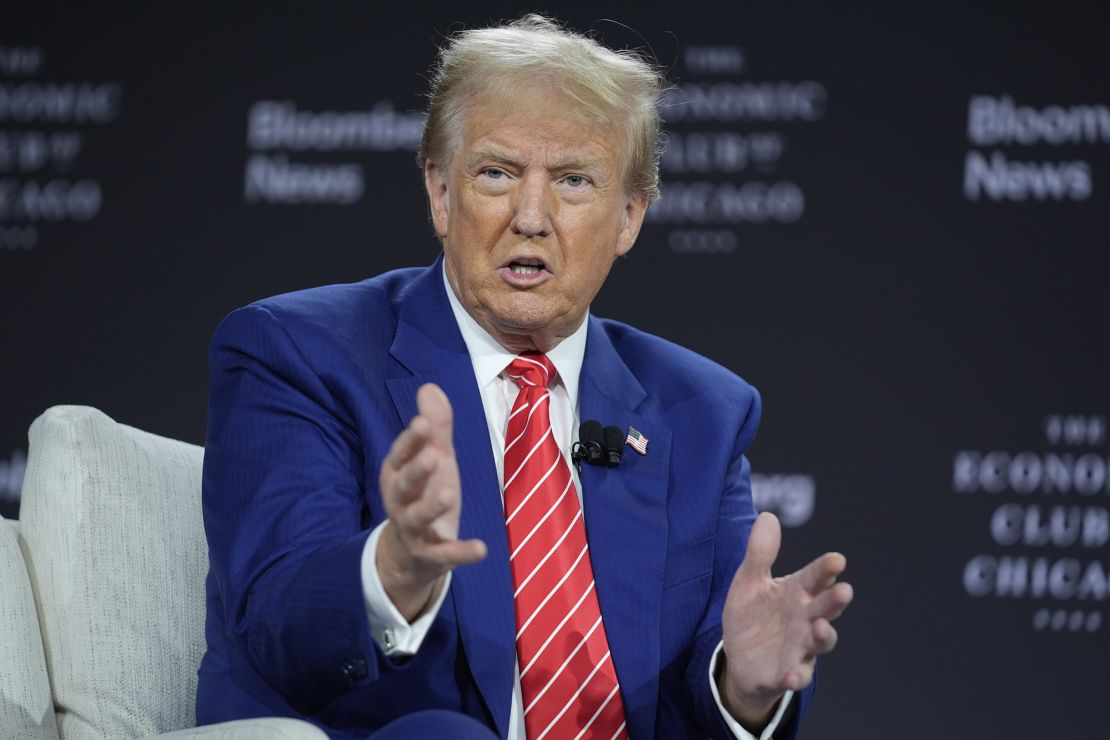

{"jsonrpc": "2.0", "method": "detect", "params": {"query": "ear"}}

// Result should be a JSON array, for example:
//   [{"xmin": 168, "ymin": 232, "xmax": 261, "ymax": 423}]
[
  {"xmin": 615, "ymin": 192, "xmax": 649, "ymax": 258},
  {"xmin": 424, "ymin": 160, "xmax": 450, "ymax": 238}
]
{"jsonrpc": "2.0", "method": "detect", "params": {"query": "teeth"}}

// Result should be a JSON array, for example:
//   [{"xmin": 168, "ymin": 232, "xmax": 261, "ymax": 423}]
[{"xmin": 510, "ymin": 265, "xmax": 541, "ymax": 275}]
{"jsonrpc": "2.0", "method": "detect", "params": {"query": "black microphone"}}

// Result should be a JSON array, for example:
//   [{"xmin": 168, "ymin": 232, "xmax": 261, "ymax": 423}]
[
  {"xmin": 572, "ymin": 420, "xmax": 605, "ymax": 469},
  {"xmin": 602, "ymin": 426, "xmax": 624, "ymax": 468}
]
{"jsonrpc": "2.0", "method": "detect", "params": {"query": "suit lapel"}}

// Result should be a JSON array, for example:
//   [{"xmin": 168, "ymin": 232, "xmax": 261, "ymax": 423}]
[
  {"xmin": 385, "ymin": 260, "xmax": 515, "ymax": 737},
  {"xmin": 578, "ymin": 317, "xmax": 670, "ymax": 740}
]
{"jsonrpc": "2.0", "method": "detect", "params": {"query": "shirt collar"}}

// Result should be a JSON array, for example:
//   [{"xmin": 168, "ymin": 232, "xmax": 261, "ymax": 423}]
[{"xmin": 441, "ymin": 260, "xmax": 587, "ymax": 404}]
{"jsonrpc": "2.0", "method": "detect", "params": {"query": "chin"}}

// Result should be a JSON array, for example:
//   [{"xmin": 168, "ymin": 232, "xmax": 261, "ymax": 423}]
[
  {"xmin": 491, "ymin": 315, "xmax": 548, "ymax": 338},
  {"xmin": 489, "ymin": 296, "xmax": 557, "ymax": 330}
]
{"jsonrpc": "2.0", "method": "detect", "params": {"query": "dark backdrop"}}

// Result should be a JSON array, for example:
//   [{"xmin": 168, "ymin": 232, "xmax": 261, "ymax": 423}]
[{"xmin": 3, "ymin": 3, "xmax": 1108, "ymax": 737}]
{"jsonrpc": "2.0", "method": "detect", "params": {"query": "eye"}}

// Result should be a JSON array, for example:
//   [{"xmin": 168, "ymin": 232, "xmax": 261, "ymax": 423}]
[
  {"xmin": 564, "ymin": 174, "xmax": 589, "ymax": 188},
  {"xmin": 480, "ymin": 167, "xmax": 506, "ymax": 180}
]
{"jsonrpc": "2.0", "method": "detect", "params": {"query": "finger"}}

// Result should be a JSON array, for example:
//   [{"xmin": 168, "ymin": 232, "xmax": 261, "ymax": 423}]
[
  {"xmin": 738, "ymin": 512, "xmax": 781, "ymax": 581},
  {"xmin": 384, "ymin": 416, "xmax": 433, "ymax": 473},
  {"xmin": 805, "ymin": 618, "xmax": 838, "ymax": 658},
  {"xmin": 422, "ymin": 537, "xmax": 488, "ymax": 568},
  {"xmin": 387, "ymin": 448, "xmax": 441, "ymax": 509},
  {"xmin": 402, "ymin": 537, "xmax": 488, "ymax": 572},
  {"xmin": 807, "ymin": 581, "xmax": 854, "ymax": 621},
  {"xmin": 782, "ymin": 664, "xmax": 815, "ymax": 693},
  {"xmin": 417, "ymin": 383, "xmax": 454, "ymax": 449},
  {"xmin": 796, "ymin": 551, "xmax": 847, "ymax": 595},
  {"xmin": 393, "ymin": 470, "xmax": 454, "ymax": 534}
]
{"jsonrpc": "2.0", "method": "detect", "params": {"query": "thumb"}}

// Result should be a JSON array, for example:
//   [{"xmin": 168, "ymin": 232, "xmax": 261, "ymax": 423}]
[{"xmin": 739, "ymin": 512, "xmax": 781, "ymax": 581}]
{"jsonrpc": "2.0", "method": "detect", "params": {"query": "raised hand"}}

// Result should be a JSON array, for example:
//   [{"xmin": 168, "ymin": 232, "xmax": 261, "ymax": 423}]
[
  {"xmin": 377, "ymin": 383, "xmax": 487, "ymax": 621},
  {"xmin": 718, "ymin": 512, "xmax": 854, "ymax": 728}
]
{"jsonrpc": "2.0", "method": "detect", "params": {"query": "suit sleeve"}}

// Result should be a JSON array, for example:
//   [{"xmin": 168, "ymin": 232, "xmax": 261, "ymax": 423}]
[
  {"xmin": 202, "ymin": 304, "xmax": 443, "ymax": 712},
  {"xmin": 684, "ymin": 386, "xmax": 816, "ymax": 739}
]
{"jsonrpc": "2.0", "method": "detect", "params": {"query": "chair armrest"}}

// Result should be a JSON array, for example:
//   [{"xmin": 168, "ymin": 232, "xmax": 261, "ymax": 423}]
[
  {"xmin": 0, "ymin": 517, "xmax": 60, "ymax": 740},
  {"xmin": 150, "ymin": 718, "xmax": 329, "ymax": 740}
]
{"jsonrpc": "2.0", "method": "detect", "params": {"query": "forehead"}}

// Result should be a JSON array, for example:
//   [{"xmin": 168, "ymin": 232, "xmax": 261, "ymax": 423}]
[{"xmin": 455, "ymin": 86, "xmax": 623, "ymax": 169}]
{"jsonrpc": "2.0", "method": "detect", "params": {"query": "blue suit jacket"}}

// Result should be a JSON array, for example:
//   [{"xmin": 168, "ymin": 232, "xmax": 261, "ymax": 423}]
[{"xmin": 197, "ymin": 257, "xmax": 813, "ymax": 738}]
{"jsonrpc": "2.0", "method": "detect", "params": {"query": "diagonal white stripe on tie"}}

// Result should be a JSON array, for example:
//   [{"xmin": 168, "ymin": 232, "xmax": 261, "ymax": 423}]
[
  {"xmin": 506, "ymin": 456, "xmax": 565, "ymax": 527},
  {"xmin": 515, "ymin": 545, "xmax": 589, "ymax": 640},
  {"xmin": 509, "ymin": 472, "xmax": 573, "ymax": 556},
  {"xmin": 535, "ymin": 651, "xmax": 613, "ymax": 740},
  {"xmin": 513, "ymin": 500, "xmax": 579, "ymax": 597}
]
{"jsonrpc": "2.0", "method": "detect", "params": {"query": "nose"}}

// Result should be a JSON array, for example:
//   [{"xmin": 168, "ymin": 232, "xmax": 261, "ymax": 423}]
[{"xmin": 510, "ymin": 172, "xmax": 553, "ymax": 238}]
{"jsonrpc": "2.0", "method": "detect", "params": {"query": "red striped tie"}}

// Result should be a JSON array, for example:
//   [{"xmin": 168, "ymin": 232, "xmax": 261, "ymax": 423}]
[{"xmin": 503, "ymin": 353, "xmax": 628, "ymax": 740}]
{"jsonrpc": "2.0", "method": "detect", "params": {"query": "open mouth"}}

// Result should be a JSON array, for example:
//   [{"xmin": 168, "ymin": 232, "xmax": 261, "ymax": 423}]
[{"xmin": 506, "ymin": 257, "xmax": 546, "ymax": 276}]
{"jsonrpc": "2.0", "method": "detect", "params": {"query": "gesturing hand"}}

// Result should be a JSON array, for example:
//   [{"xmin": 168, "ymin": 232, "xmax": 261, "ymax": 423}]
[
  {"xmin": 377, "ymin": 383, "xmax": 487, "ymax": 621},
  {"xmin": 719, "ymin": 512, "xmax": 854, "ymax": 729}
]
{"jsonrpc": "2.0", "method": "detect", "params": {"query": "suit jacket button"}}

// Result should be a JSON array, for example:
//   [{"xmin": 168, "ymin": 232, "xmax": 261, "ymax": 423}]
[{"xmin": 339, "ymin": 657, "xmax": 368, "ymax": 685}]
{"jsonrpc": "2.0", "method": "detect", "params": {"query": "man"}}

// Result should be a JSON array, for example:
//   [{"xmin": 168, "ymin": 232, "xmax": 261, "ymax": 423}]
[{"xmin": 198, "ymin": 15, "xmax": 852, "ymax": 740}]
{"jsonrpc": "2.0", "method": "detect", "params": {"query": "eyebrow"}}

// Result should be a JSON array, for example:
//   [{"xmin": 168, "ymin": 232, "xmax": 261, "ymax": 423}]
[
  {"xmin": 465, "ymin": 148, "xmax": 521, "ymax": 170},
  {"xmin": 546, "ymin": 153, "xmax": 606, "ymax": 173},
  {"xmin": 465, "ymin": 147, "xmax": 605, "ymax": 174}
]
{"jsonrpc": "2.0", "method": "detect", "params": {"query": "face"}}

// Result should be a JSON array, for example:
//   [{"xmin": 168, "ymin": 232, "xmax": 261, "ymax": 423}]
[{"xmin": 425, "ymin": 85, "xmax": 649, "ymax": 353}]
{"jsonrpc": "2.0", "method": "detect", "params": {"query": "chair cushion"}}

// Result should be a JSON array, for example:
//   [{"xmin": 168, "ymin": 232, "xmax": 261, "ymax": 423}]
[
  {"xmin": 0, "ymin": 517, "xmax": 60, "ymax": 740},
  {"xmin": 18, "ymin": 406, "xmax": 206, "ymax": 740}
]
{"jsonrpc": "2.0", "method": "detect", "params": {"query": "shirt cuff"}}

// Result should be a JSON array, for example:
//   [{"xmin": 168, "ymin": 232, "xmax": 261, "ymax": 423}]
[
  {"xmin": 708, "ymin": 641, "xmax": 794, "ymax": 740},
  {"xmin": 361, "ymin": 520, "xmax": 451, "ymax": 656}
]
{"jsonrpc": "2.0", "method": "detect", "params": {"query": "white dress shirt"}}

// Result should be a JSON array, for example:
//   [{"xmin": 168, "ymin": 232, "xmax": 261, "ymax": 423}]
[{"xmin": 358, "ymin": 265, "xmax": 791, "ymax": 738}]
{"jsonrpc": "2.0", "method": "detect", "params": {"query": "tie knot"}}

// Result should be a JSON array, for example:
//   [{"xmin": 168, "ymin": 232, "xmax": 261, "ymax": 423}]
[{"xmin": 506, "ymin": 352, "xmax": 556, "ymax": 390}]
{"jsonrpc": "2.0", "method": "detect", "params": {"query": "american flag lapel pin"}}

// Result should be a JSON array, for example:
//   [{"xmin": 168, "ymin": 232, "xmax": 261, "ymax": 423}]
[{"xmin": 625, "ymin": 426, "xmax": 649, "ymax": 455}]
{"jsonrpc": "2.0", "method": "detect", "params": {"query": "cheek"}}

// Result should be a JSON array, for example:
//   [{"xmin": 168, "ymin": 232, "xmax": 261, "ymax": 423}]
[
  {"xmin": 448, "ymin": 217, "xmax": 490, "ymax": 260},
  {"xmin": 565, "ymin": 260, "xmax": 611, "ymax": 305},
  {"xmin": 460, "ymin": 190, "xmax": 512, "ymax": 226}
]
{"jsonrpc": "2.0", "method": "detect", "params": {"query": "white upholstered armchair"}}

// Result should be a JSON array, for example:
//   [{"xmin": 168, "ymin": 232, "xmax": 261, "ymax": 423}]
[{"xmin": 0, "ymin": 406, "xmax": 326, "ymax": 740}]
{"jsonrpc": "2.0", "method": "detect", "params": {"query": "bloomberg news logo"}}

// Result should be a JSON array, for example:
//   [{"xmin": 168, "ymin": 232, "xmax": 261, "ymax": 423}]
[
  {"xmin": 243, "ymin": 100, "xmax": 424, "ymax": 205},
  {"xmin": 963, "ymin": 95, "xmax": 1108, "ymax": 203},
  {"xmin": 955, "ymin": 414, "xmax": 1108, "ymax": 633}
]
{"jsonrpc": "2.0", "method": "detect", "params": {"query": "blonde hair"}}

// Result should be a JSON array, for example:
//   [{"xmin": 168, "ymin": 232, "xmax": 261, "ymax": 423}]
[{"xmin": 418, "ymin": 14, "xmax": 665, "ymax": 201}]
